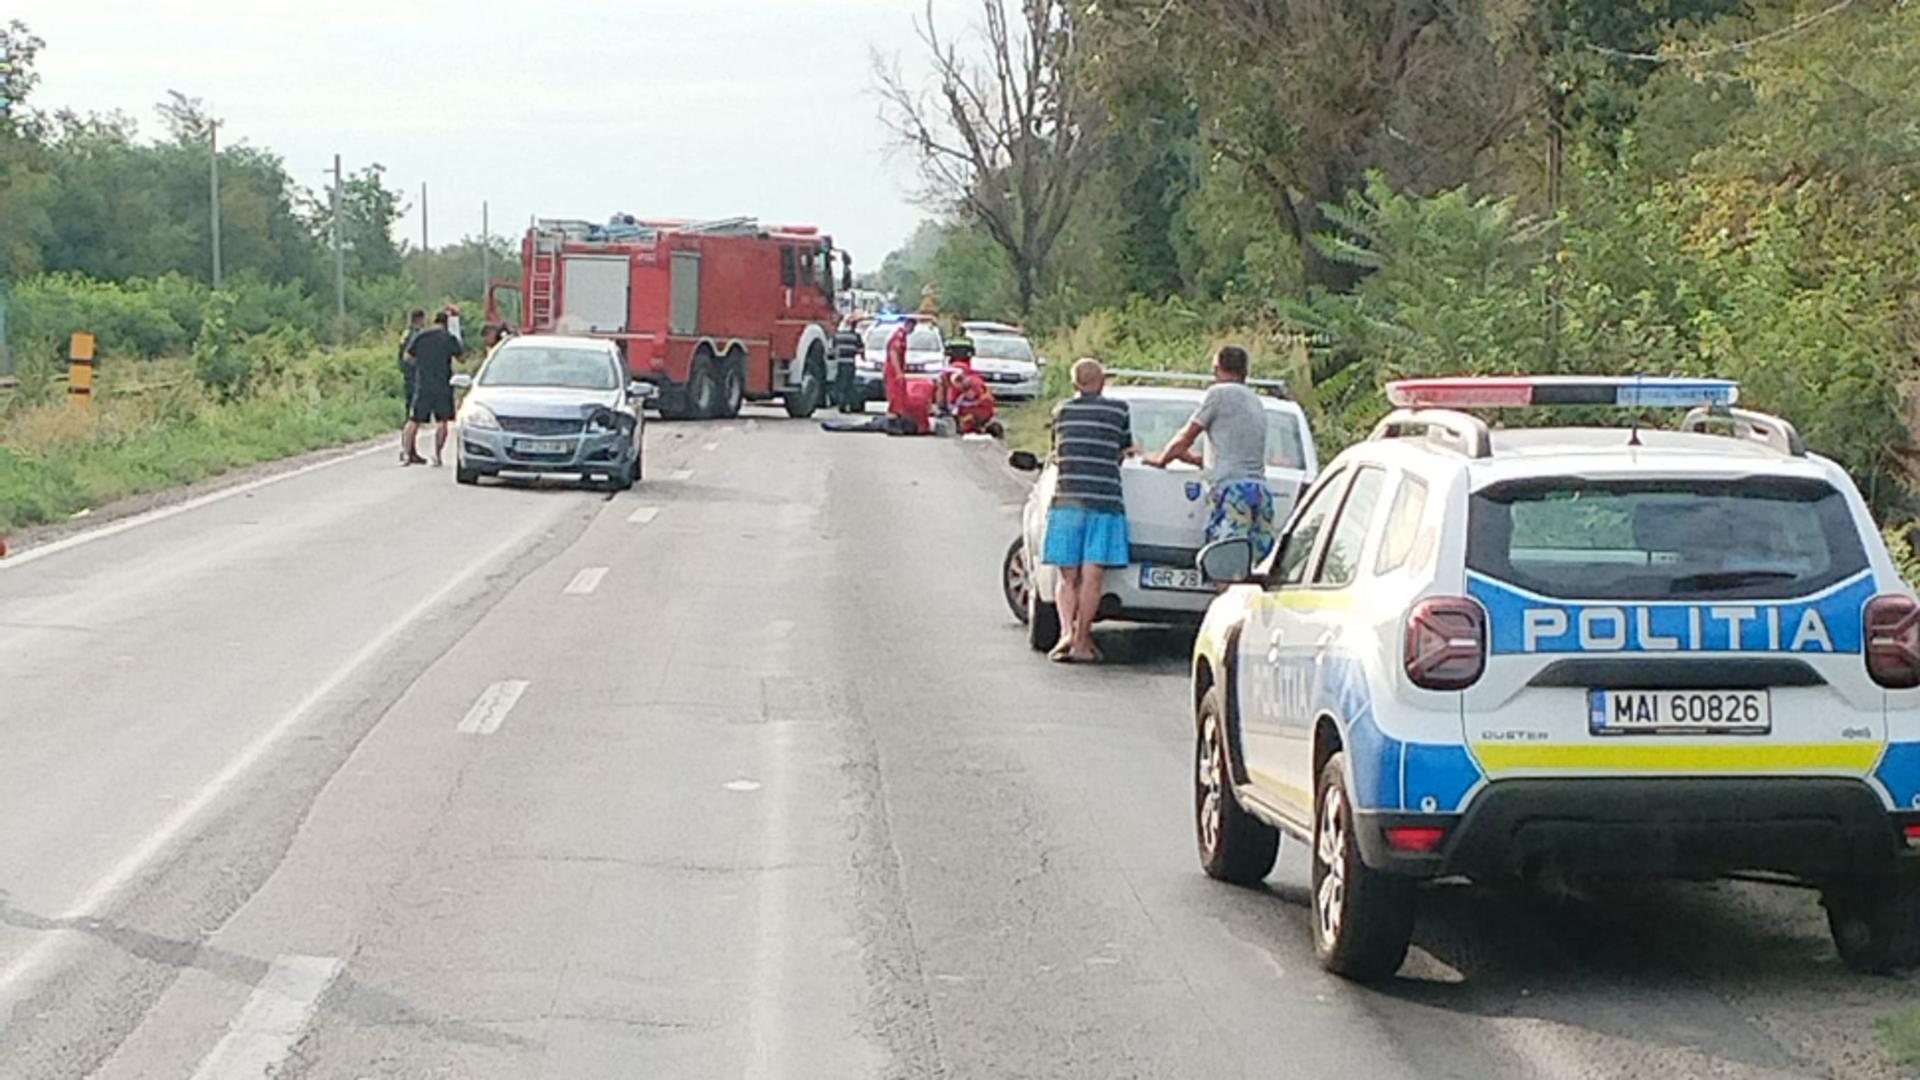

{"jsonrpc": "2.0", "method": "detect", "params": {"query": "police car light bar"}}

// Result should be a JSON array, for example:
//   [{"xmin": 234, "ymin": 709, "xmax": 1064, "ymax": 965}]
[
  {"xmin": 1105, "ymin": 369, "xmax": 1291, "ymax": 398},
  {"xmin": 1385, "ymin": 376, "xmax": 1738, "ymax": 410}
]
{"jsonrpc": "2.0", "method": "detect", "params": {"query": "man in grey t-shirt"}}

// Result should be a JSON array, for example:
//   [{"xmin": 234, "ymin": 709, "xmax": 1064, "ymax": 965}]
[{"xmin": 1144, "ymin": 345, "xmax": 1279, "ymax": 559}]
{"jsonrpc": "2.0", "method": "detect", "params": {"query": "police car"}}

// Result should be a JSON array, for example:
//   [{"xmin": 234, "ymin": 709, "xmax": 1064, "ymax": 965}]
[{"xmin": 1187, "ymin": 376, "xmax": 1920, "ymax": 980}]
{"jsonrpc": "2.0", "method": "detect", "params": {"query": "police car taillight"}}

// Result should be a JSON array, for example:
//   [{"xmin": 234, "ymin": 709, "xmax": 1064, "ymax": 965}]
[
  {"xmin": 1864, "ymin": 595, "xmax": 1920, "ymax": 689},
  {"xmin": 1405, "ymin": 598, "xmax": 1486, "ymax": 691}
]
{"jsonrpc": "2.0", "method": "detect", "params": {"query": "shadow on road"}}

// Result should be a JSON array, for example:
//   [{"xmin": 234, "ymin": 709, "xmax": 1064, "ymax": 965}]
[{"xmin": 0, "ymin": 893, "xmax": 533, "ymax": 1056}]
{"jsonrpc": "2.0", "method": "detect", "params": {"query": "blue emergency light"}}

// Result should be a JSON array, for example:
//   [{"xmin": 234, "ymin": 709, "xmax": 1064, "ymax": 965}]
[{"xmin": 1386, "ymin": 376, "xmax": 1739, "ymax": 410}]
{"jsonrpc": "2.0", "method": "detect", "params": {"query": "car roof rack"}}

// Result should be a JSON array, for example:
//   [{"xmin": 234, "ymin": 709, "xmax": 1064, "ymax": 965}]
[
  {"xmin": 1368, "ymin": 408, "xmax": 1494, "ymax": 459},
  {"xmin": 1102, "ymin": 369, "xmax": 1291, "ymax": 399},
  {"xmin": 1680, "ymin": 406, "xmax": 1806, "ymax": 457}
]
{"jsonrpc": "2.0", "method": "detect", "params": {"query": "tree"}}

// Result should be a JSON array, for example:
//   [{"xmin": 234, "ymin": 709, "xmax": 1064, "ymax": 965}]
[
  {"xmin": 0, "ymin": 19, "xmax": 45, "ymax": 139},
  {"xmin": 303, "ymin": 164, "xmax": 406, "ymax": 280},
  {"xmin": 1088, "ymin": 0, "xmax": 1537, "ymax": 294},
  {"xmin": 875, "ymin": 0, "xmax": 1103, "ymax": 315}
]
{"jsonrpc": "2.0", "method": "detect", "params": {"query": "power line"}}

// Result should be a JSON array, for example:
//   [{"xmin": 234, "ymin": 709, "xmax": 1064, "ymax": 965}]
[{"xmin": 1585, "ymin": 0, "xmax": 1859, "ymax": 63}]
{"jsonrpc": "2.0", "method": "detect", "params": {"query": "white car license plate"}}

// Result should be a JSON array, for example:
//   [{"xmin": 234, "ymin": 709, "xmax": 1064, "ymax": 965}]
[
  {"xmin": 1587, "ymin": 689, "xmax": 1771, "ymax": 736},
  {"xmin": 514, "ymin": 439, "xmax": 570, "ymax": 455},
  {"xmin": 1140, "ymin": 565, "xmax": 1207, "ymax": 591}
]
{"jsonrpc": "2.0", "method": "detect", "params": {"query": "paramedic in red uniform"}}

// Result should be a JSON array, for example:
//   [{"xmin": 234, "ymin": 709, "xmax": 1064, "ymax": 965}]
[
  {"xmin": 938, "ymin": 337, "xmax": 1002, "ymax": 437},
  {"xmin": 884, "ymin": 318, "xmax": 935, "ymax": 435}
]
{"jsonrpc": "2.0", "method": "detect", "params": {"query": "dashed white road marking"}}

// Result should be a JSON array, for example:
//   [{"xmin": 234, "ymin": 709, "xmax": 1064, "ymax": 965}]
[
  {"xmin": 563, "ymin": 567, "xmax": 609, "ymax": 595},
  {"xmin": 702, "ymin": 441, "xmax": 720, "ymax": 452},
  {"xmin": 671, "ymin": 469, "xmax": 695, "ymax": 481},
  {"xmin": 627, "ymin": 506, "xmax": 661, "ymax": 525},
  {"xmin": 0, "ymin": 524, "xmax": 543, "ymax": 1013},
  {"xmin": 0, "ymin": 444, "xmax": 387, "ymax": 571},
  {"xmin": 457, "ymin": 679, "xmax": 531, "ymax": 735},
  {"xmin": 724, "ymin": 778, "xmax": 763, "ymax": 793},
  {"xmin": 188, "ymin": 955, "xmax": 343, "ymax": 1080}
]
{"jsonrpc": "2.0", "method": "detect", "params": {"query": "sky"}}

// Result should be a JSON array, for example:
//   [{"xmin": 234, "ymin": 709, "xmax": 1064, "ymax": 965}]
[{"xmin": 13, "ymin": 0, "xmax": 940, "ymax": 266}]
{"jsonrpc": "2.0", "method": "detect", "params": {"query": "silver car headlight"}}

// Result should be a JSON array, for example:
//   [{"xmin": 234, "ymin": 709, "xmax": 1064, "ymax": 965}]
[{"xmin": 463, "ymin": 404, "xmax": 501, "ymax": 430}]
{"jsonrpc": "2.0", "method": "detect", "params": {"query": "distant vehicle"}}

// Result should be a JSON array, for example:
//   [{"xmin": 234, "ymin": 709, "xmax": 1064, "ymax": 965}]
[
  {"xmin": 960, "ymin": 321, "xmax": 1042, "ymax": 403},
  {"xmin": 1188, "ymin": 375, "xmax": 1920, "ymax": 982},
  {"xmin": 854, "ymin": 315, "xmax": 944, "ymax": 404},
  {"xmin": 1004, "ymin": 376, "xmax": 1317, "ymax": 649},
  {"xmin": 491, "ymin": 216, "xmax": 850, "ymax": 420},
  {"xmin": 451, "ymin": 335, "xmax": 655, "ymax": 490}
]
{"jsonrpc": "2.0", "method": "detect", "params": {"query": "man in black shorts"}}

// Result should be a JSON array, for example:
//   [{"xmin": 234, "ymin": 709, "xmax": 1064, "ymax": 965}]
[
  {"xmin": 397, "ymin": 309, "xmax": 425, "ymax": 463},
  {"xmin": 403, "ymin": 310, "xmax": 465, "ymax": 467}
]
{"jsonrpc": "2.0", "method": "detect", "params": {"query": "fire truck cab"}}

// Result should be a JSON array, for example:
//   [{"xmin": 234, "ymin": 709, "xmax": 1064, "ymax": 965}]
[{"xmin": 499, "ymin": 217, "xmax": 851, "ymax": 420}]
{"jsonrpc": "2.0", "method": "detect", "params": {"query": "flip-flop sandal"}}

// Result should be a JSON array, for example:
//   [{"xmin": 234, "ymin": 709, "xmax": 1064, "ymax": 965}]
[{"xmin": 1049, "ymin": 643, "xmax": 1075, "ymax": 663}]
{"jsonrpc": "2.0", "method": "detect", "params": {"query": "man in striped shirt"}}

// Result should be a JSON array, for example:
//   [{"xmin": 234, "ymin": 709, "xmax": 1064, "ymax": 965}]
[{"xmin": 1042, "ymin": 358, "xmax": 1134, "ymax": 662}]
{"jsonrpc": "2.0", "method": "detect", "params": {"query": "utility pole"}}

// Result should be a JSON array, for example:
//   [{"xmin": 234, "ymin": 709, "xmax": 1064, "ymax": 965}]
[
  {"xmin": 481, "ymin": 200, "xmax": 490, "ymax": 308},
  {"xmin": 332, "ymin": 154, "xmax": 345, "ymax": 342},
  {"xmin": 209, "ymin": 120, "xmax": 223, "ymax": 288},
  {"xmin": 420, "ymin": 181, "xmax": 430, "ymax": 301}
]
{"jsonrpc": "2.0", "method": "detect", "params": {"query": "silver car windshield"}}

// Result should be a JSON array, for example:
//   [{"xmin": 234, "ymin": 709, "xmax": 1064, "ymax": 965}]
[{"xmin": 480, "ymin": 347, "xmax": 618, "ymax": 390}]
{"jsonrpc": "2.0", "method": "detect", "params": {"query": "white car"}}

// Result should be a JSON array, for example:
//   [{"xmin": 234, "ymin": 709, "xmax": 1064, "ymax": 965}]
[
  {"xmin": 854, "ymin": 316, "xmax": 943, "ymax": 402},
  {"xmin": 961, "ymin": 320, "xmax": 1042, "ymax": 402},
  {"xmin": 1188, "ymin": 376, "xmax": 1920, "ymax": 981},
  {"xmin": 1004, "ymin": 376, "xmax": 1318, "ymax": 652}
]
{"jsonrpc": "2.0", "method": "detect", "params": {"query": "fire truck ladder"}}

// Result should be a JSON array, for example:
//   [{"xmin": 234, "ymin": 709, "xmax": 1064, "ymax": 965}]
[{"xmin": 678, "ymin": 217, "xmax": 762, "ymax": 236}]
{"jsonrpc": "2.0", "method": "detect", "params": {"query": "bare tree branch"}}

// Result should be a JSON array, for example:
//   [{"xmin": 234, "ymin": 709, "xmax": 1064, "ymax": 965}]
[{"xmin": 873, "ymin": 0, "xmax": 1104, "ymax": 313}]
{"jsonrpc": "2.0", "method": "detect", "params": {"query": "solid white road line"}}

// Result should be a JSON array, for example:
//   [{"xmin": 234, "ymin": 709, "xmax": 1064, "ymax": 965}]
[
  {"xmin": 627, "ymin": 506, "xmax": 661, "ymax": 525},
  {"xmin": 456, "ymin": 680, "xmax": 530, "ymax": 735},
  {"xmin": 0, "ymin": 444, "xmax": 387, "ymax": 571},
  {"xmin": 563, "ymin": 567, "xmax": 609, "ymax": 595},
  {"xmin": 0, "ymin": 524, "xmax": 544, "ymax": 1015},
  {"xmin": 188, "ymin": 955, "xmax": 343, "ymax": 1080}
]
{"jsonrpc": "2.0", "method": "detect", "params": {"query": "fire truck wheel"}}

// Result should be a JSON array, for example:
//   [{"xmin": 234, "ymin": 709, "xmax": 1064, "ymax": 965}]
[
  {"xmin": 689, "ymin": 351, "xmax": 723, "ymax": 418},
  {"xmin": 719, "ymin": 352, "xmax": 746, "ymax": 419},
  {"xmin": 784, "ymin": 345, "xmax": 828, "ymax": 419}
]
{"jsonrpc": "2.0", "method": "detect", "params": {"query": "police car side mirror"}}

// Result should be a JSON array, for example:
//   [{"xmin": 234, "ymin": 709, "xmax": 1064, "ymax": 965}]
[
  {"xmin": 1198, "ymin": 538, "xmax": 1255, "ymax": 585},
  {"xmin": 450, "ymin": 373, "xmax": 474, "ymax": 390},
  {"xmin": 627, "ymin": 380, "xmax": 659, "ymax": 401},
  {"xmin": 1007, "ymin": 450, "xmax": 1042, "ymax": 473}
]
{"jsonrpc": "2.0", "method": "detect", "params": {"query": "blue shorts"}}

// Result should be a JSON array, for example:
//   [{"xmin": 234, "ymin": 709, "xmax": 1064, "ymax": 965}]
[
  {"xmin": 1207, "ymin": 479, "xmax": 1278, "ymax": 562},
  {"xmin": 1043, "ymin": 505, "xmax": 1131, "ymax": 568}
]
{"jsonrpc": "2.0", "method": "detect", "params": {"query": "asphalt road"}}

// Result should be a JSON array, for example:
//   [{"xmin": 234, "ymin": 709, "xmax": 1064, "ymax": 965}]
[{"xmin": 0, "ymin": 414, "xmax": 1911, "ymax": 1079}]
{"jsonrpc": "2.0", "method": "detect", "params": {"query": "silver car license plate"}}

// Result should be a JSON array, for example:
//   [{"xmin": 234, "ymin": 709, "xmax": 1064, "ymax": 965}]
[
  {"xmin": 514, "ymin": 439, "xmax": 570, "ymax": 455},
  {"xmin": 1587, "ymin": 689, "xmax": 1771, "ymax": 736},
  {"xmin": 1140, "ymin": 565, "xmax": 1207, "ymax": 591}
]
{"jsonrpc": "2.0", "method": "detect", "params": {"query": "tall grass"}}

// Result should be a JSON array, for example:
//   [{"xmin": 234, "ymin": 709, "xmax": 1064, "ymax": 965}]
[{"xmin": 0, "ymin": 345, "xmax": 400, "ymax": 532}]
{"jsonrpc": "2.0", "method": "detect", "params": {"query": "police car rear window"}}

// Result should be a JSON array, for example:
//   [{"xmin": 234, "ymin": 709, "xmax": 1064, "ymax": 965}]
[{"xmin": 1466, "ymin": 477, "xmax": 1867, "ymax": 601}]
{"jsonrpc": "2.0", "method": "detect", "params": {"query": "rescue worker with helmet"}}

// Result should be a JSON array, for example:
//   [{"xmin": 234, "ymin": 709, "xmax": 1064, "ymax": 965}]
[{"xmin": 937, "ymin": 334, "xmax": 1003, "ymax": 438}]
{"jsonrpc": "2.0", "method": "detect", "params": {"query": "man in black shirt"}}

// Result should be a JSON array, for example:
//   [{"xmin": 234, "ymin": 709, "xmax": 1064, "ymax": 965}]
[
  {"xmin": 403, "ymin": 310, "xmax": 465, "ymax": 467},
  {"xmin": 396, "ymin": 309, "xmax": 425, "ymax": 463}
]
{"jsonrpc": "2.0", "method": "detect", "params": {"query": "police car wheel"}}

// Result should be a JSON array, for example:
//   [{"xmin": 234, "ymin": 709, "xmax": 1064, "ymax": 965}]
[
  {"xmin": 1195, "ymin": 688, "xmax": 1278, "ymax": 885},
  {"xmin": 1823, "ymin": 875, "xmax": 1920, "ymax": 974},
  {"xmin": 1026, "ymin": 582, "xmax": 1061, "ymax": 653},
  {"xmin": 1312, "ymin": 753, "xmax": 1415, "ymax": 981},
  {"xmin": 1004, "ymin": 538, "xmax": 1032, "ymax": 624}
]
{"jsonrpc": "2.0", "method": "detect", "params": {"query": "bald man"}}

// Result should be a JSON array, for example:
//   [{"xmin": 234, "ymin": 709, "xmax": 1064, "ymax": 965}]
[{"xmin": 1041, "ymin": 358, "xmax": 1134, "ymax": 662}]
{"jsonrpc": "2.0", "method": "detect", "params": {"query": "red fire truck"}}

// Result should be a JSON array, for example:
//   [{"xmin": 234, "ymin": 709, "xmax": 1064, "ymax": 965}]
[{"xmin": 491, "ymin": 217, "xmax": 851, "ymax": 419}]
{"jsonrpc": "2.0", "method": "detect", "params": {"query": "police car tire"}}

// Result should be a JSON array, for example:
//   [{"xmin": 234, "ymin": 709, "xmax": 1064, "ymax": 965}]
[
  {"xmin": 1824, "ymin": 875, "xmax": 1920, "ymax": 974},
  {"xmin": 1312, "ymin": 754, "xmax": 1415, "ymax": 982},
  {"xmin": 1027, "ymin": 586, "xmax": 1061, "ymax": 653},
  {"xmin": 1196, "ymin": 687, "xmax": 1279, "ymax": 886}
]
